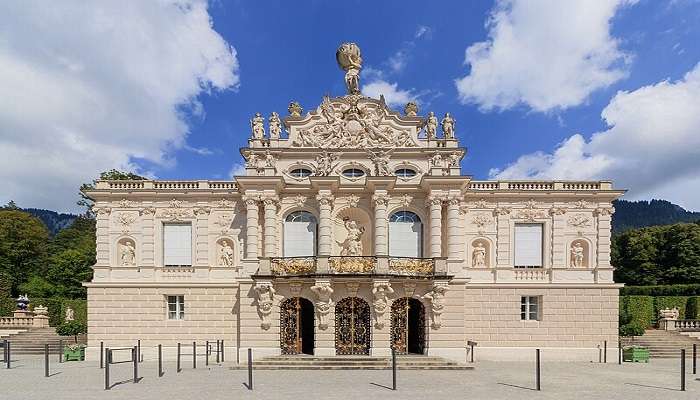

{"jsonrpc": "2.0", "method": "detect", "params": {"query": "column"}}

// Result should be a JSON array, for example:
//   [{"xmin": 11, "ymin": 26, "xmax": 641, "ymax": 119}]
[
  {"xmin": 316, "ymin": 192, "xmax": 334, "ymax": 256},
  {"xmin": 372, "ymin": 192, "xmax": 389, "ymax": 257},
  {"xmin": 243, "ymin": 195, "xmax": 259, "ymax": 259},
  {"xmin": 428, "ymin": 194, "xmax": 443, "ymax": 258},
  {"xmin": 263, "ymin": 196, "xmax": 279, "ymax": 257},
  {"xmin": 446, "ymin": 197, "xmax": 462, "ymax": 260}
]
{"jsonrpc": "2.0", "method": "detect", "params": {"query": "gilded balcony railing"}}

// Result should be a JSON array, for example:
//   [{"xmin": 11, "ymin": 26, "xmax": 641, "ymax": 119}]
[
  {"xmin": 388, "ymin": 257, "xmax": 435, "ymax": 276},
  {"xmin": 328, "ymin": 257, "xmax": 376, "ymax": 274},
  {"xmin": 270, "ymin": 257, "xmax": 317, "ymax": 276}
]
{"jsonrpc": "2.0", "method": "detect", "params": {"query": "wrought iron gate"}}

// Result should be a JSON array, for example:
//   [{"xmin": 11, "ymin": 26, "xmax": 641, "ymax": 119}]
[
  {"xmin": 390, "ymin": 297, "xmax": 425, "ymax": 354},
  {"xmin": 335, "ymin": 297, "xmax": 371, "ymax": 355},
  {"xmin": 280, "ymin": 297, "xmax": 302, "ymax": 355}
]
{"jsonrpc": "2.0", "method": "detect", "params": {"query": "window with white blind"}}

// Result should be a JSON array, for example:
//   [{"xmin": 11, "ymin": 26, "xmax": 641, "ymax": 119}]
[
  {"xmin": 389, "ymin": 211, "xmax": 423, "ymax": 257},
  {"xmin": 520, "ymin": 296, "xmax": 540, "ymax": 321},
  {"xmin": 167, "ymin": 295, "xmax": 185, "ymax": 320},
  {"xmin": 283, "ymin": 211, "xmax": 317, "ymax": 257},
  {"xmin": 163, "ymin": 224, "xmax": 192, "ymax": 266},
  {"xmin": 514, "ymin": 223, "xmax": 543, "ymax": 268}
]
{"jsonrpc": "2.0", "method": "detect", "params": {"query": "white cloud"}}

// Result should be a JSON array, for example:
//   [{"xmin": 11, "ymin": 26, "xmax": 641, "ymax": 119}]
[
  {"xmin": 0, "ymin": 1, "xmax": 239, "ymax": 212},
  {"xmin": 456, "ymin": 0, "xmax": 635, "ymax": 112},
  {"xmin": 491, "ymin": 63, "xmax": 700, "ymax": 210},
  {"xmin": 228, "ymin": 163, "xmax": 246, "ymax": 178},
  {"xmin": 362, "ymin": 80, "xmax": 419, "ymax": 107}
]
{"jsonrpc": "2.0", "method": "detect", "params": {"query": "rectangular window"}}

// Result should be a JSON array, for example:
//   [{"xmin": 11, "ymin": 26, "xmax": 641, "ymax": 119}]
[
  {"xmin": 520, "ymin": 296, "xmax": 540, "ymax": 321},
  {"xmin": 514, "ymin": 223, "xmax": 543, "ymax": 267},
  {"xmin": 163, "ymin": 224, "xmax": 192, "ymax": 266},
  {"xmin": 167, "ymin": 295, "xmax": 185, "ymax": 320}
]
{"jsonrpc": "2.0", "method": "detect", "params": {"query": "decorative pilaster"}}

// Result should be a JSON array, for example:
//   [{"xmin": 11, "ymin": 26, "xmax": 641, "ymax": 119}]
[
  {"xmin": 595, "ymin": 206, "xmax": 615, "ymax": 268},
  {"xmin": 316, "ymin": 192, "xmax": 334, "ymax": 256},
  {"xmin": 427, "ymin": 194, "xmax": 443, "ymax": 258},
  {"xmin": 372, "ymin": 192, "xmax": 390, "ymax": 257},
  {"xmin": 310, "ymin": 280, "xmax": 334, "ymax": 330},
  {"xmin": 243, "ymin": 195, "xmax": 260, "ymax": 259},
  {"xmin": 139, "ymin": 206, "xmax": 155, "ymax": 266},
  {"xmin": 262, "ymin": 196, "xmax": 279, "ymax": 257},
  {"xmin": 372, "ymin": 281, "xmax": 393, "ymax": 329},
  {"xmin": 446, "ymin": 196, "xmax": 462, "ymax": 260},
  {"xmin": 93, "ymin": 206, "xmax": 111, "ymax": 265}
]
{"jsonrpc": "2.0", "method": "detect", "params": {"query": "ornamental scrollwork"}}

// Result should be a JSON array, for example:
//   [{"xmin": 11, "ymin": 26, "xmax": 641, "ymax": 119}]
[
  {"xmin": 567, "ymin": 213, "xmax": 591, "ymax": 228},
  {"xmin": 270, "ymin": 258, "xmax": 316, "ymax": 275},
  {"xmin": 329, "ymin": 257, "xmax": 375, "ymax": 274},
  {"xmin": 388, "ymin": 258, "xmax": 434, "ymax": 276}
]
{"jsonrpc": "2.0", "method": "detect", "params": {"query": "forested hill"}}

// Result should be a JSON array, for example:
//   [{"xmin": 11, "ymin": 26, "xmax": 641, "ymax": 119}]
[
  {"xmin": 23, "ymin": 208, "xmax": 77, "ymax": 236},
  {"xmin": 612, "ymin": 199, "xmax": 700, "ymax": 233}
]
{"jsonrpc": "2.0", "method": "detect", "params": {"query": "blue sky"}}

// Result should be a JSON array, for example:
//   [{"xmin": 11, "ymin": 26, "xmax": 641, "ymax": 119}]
[{"xmin": 1, "ymin": 0, "xmax": 700, "ymax": 212}]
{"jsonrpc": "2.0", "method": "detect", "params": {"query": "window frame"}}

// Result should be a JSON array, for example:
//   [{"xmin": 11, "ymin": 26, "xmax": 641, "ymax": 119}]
[
  {"xmin": 341, "ymin": 168, "xmax": 366, "ymax": 178},
  {"xmin": 513, "ymin": 223, "xmax": 544, "ymax": 268},
  {"xmin": 520, "ymin": 296, "xmax": 541, "ymax": 321},
  {"xmin": 167, "ymin": 295, "xmax": 185, "ymax": 320},
  {"xmin": 289, "ymin": 168, "xmax": 313, "ymax": 178},
  {"xmin": 163, "ymin": 223, "xmax": 193, "ymax": 267},
  {"xmin": 394, "ymin": 168, "xmax": 417, "ymax": 178}
]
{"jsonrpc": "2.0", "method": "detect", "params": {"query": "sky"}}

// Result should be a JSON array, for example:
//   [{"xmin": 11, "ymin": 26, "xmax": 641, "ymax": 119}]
[{"xmin": 1, "ymin": 0, "xmax": 700, "ymax": 213}]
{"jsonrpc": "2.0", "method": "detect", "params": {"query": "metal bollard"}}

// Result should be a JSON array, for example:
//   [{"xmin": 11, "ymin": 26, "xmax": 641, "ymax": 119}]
[
  {"xmin": 221, "ymin": 340, "xmax": 224, "ymax": 362},
  {"xmin": 45, "ymin": 344, "xmax": 49, "ymax": 377},
  {"xmin": 58, "ymin": 339, "xmax": 63, "ymax": 363},
  {"xmin": 100, "ymin": 342, "xmax": 104, "ymax": 369},
  {"xmin": 598, "ymin": 345, "xmax": 601, "ymax": 363},
  {"xmin": 618, "ymin": 340, "xmax": 622, "ymax": 365},
  {"xmin": 104, "ymin": 348, "xmax": 111, "ymax": 390},
  {"xmin": 536, "ymin": 349, "xmax": 541, "ymax": 391},
  {"xmin": 158, "ymin": 344, "xmax": 163, "ymax": 377},
  {"xmin": 193, "ymin": 341, "xmax": 197, "ymax": 369},
  {"xmin": 2, "ymin": 340, "xmax": 7, "ymax": 365},
  {"xmin": 133, "ymin": 346, "xmax": 138, "ymax": 384},
  {"xmin": 247, "ymin": 348, "xmax": 253, "ymax": 390},
  {"xmin": 216, "ymin": 340, "xmax": 220, "ymax": 364},
  {"xmin": 5, "ymin": 341, "xmax": 10, "ymax": 369},
  {"xmin": 693, "ymin": 343, "xmax": 697, "ymax": 375},
  {"xmin": 137, "ymin": 340, "xmax": 141, "ymax": 363},
  {"xmin": 391, "ymin": 347, "xmax": 397, "ymax": 390},
  {"xmin": 604, "ymin": 340, "xmax": 607, "ymax": 363},
  {"xmin": 177, "ymin": 343, "xmax": 181, "ymax": 373},
  {"xmin": 681, "ymin": 349, "xmax": 686, "ymax": 391},
  {"xmin": 206, "ymin": 340, "xmax": 209, "ymax": 366}
]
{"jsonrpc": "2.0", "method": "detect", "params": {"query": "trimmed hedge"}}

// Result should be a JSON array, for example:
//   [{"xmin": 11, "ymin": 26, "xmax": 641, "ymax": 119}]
[
  {"xmin": 0, "ymin": 297, "xmax": 87, "ymax": 327},
  {"xmin": 687, "ymin": 297, "xmax": 700, "ymax": 319},
  {"xmin": 0, "ymin": 297, "xmax": 15, "ymax": 317},
  {"xmin": 654, "ymin": 296, "xmax": 687, "ymax": 321},
  {"xmin": 621, "ymin": 285, "xmax": 700, "ymax": 296},
  {"xmin": 620, "ymin": 296, "xmax": 654, "ymax": 329}
]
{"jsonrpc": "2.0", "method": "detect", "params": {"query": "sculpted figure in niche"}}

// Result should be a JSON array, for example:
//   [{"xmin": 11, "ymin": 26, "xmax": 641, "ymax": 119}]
[
  {"xmin": 441, "ymin": 112, "xmax": 455, "ymax": 139},
  {"xmin": 340, "ymin": 217, "xmax": 365, "ymax": 256},
  {"xmin": 120, "ymin": 240, "xmax": 136, "ymax": 266},
  {"xmin": 472, "ymin": 242, "xmax": 487, "ymax": 267},
  {"xmin": 268, "ymin": 112, "xmax": 282, "ymax": 139},
  {"xmin": 250, "ymin": 112, "xmax": 265, "ymax": 139},
  {"xmin": 65, "ymin": 306, "xmax": 75, "ymax": 322},
  {"xmin": 219, "ymin": 240, "xmax": 234, "ymax": 266},
  {"xmin": 425, "ymin": 111, "xmax": 438, "ymax": 139},
  {"xmin": 570, "ymin": 242, "xmax": 585, "ymax": 268}
]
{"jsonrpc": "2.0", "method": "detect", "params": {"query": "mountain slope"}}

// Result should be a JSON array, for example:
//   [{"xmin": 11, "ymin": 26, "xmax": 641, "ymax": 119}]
[
  {"xmin": 612, "ymin": 199, "xmax": 700, "ymax": 233},
  {"xmin": 22, "ymin": 208, "xmax": 77, "ymax": 236}
]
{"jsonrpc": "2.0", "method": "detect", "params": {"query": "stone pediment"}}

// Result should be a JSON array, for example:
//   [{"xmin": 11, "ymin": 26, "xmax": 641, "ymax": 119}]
[{"xmin": 285, "ymin": 94, "xmax": 422, "ymax": 149}]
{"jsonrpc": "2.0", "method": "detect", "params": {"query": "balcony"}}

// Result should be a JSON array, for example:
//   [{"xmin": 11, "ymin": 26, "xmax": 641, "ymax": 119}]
[{"xmin": 260, "ymin": 256, "xmax": 443, "ymax": 278}]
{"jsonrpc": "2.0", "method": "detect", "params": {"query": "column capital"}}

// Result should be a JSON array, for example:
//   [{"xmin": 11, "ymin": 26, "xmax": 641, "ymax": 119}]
[
  {"xmin": 262, "ymin": 195, "xmax": 280, "ymax": 208},
  {"xmin": 372, "ymin": 193, "xmax": 390, "ymax": 207},
  {"xmin": 315, "ymin": 193, "xmax": 335, "ymax": 207},
  {"xmin": 426, "ymin": 195, "xmax": 444, "ymax": 207},
  {"xmin": 242, "ymin": 194, "xmax": 260, "ymax": 207}
]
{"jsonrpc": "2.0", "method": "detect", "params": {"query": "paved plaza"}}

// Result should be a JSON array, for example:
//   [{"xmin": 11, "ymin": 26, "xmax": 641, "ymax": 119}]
[{"xmin": 1, "ymin": 355, "xmax": 700, "ymax": 399}]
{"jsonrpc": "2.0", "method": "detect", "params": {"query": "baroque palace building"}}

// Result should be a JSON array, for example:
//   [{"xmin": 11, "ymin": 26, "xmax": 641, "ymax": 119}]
[{"xmin": 83, "ymin": 43, "xmax": 624, "ymax": 362}]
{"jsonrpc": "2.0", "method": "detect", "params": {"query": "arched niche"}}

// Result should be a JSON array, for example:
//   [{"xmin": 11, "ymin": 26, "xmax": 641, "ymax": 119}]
[
  {"xmin": 470, "ymin": 238, "xmax": 491, "ymax": 268},
  {"xmin": 569, "ymin": 238, "xmax": 591, "ymax": 268},
  {"xmin": 333, "ymin": 207, "xmax": 372, "ymax": 256},
  {"xmin": 216, "ymin": 237, "xmax": 237, "ymax": 267},
  {"xmin": 117, "ymin": 237, "xmax": 137, "ymax": 266}
]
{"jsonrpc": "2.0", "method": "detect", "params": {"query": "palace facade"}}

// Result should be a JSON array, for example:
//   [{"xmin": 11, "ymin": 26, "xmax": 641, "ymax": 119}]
[{"xmin": 83, "ymin": 43, "xmax": 623, "ymax": 362}]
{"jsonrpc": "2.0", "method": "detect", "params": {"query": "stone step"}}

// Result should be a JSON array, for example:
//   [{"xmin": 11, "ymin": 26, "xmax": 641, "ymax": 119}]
[
  {"xmin": 231, "ymin": 365, "xmax": 474, "ymax": 370},
  {"xmin": 240, "ymin": 355, "xmax": 472, "ymax": 370}
]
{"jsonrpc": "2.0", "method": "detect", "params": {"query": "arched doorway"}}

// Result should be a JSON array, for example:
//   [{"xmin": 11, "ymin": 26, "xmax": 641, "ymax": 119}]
[
  {"xmin": 280, "ymin": 297, "xmax": 315, "ymax": 355},
  {"xmin": 390, "ymin": 298, "xmax": 425, "ymax": 354},
  {"xmin": 335, "ymin": 297, "xmax": 371, "ymax": 355}
]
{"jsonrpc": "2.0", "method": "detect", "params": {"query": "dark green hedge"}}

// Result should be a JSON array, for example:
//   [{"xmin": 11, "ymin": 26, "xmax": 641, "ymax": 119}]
[
  {"xmin": 621, "ymin": 285, "xmax": 700, "ymax": 296},
  {"xmin": 620, "ymin": 296, "xmax": 654, "ymax": 329},
  {"xmin": 0, "ymin": 297, "xmax": 14, "ymax": 317},
  {"xmin": 654, "ymin": 296, "xmax": 687, "ymax": 321},
  {"xmin": 687, "ymin": 297, "xmax": 700, "ymax": 319},
  {"xmin": 0, "ymin": 297, "xmax": 88, "ymax": 327}
]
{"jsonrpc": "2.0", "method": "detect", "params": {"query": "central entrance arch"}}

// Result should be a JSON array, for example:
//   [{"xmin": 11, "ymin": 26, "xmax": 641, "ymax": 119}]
[
  {"xmin": 280, "ymin": 297, "xmax": 315, "ymax": 355},
  {"xmin": 335, "ymin": 297, "xmax": 371, "ymax": 355},
  {"xmin": 390, "ymin": 297, "xmax": 425, "ymax": 354}
]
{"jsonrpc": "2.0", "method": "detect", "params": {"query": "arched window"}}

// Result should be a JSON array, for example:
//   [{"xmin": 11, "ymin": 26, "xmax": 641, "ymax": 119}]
[
  {"xmin": 342, "ymin": 168, "xmax": 365, "ymax": 178},
  {"xmin": 395, "ymin": 168, "xmax": 417, "ymax": 178},
  {"xmin": 389, "ymin": 211, "xmax": 422, "ymax": 257},
  {"xmin": 290, "ymin": 168, "xmax": 312, "ymax": 178},
  {"xmin": 284, "ymin": 211, "xmax": 317, "ymax": 256}
]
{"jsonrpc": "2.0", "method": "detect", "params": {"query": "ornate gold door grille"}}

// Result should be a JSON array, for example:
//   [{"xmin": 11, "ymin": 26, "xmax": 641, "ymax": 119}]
[
  {"xmin": 335, "ymin": 297, "xmax": 371, "ymax": 355},
  {"xmin": 280, "ymin": 297, "xmax": 302, "ymax": 355},
  {"xmin": 391, "ymin": 297, "xmax": 425, "ymax": 354}
]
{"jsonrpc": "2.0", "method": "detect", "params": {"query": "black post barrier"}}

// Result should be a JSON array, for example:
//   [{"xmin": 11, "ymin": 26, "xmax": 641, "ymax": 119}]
[
  {"xmin": 158, "ymin": 344, "xmax": 163, "ymax": 377},
  {"xmin": 536, "ymin": 349, "xmax": 541, "ymax": 391},
  {"xmin": 247, "ymin": 348, "xmax": 253, "ymax": 390},
  {"xmin": 681, "ymin": 349, "xmax": 686, "ymax": 391},
  {"xmin": 693, "ymin": 343, "xmax": 697, "ymax": 375},
  {"xmin": 618, "ymin": 340, "xmax": 622, "ymax": 365},
  {"xmin": 58, "ymin": 339, "xmax": 63, "ymax": 363},
  {"xmin": 177, "ymin": 343, "xmax": 181, "ymax": 373},
  {"xmin": 104, "ymin": 348, "xmax": 111, "ymax": 390},
  {"xmin": 193, "ymin": 341, "xmax": 197, "ymax": 369},
  {"xmin": 598, "ymin": 345, "xmax": 601, "ymax": 363},
  {"xmin": 391, "ymin": 347, "xmax": 397, "ymax": 391},
  {"xmin": 206, "ymin": 340, "xmax": 209, "ymax": 366},
  {"xmin": 44, "ymin": 344, "xmax": 49, "ymax": 377},
  {"xmin": 604, "ymin": 340, "xmax": 607, "ymax": 363},
  {"xmin": 216, "ymin": 340, "xmax": 220, "ymax": 364},
  {"xmin": 137, "ymin": 340, "xmax": 141, "ymax": 363},
  {"xmin": 221, "ymin": 340, "xmax": 224, "ymax": 362},
  {"xmin": 2, "ymin": 340, "xmax": 6, "ymax": 365},
  {"xmin": 5, "ymin": 341, "xmax": 10, "ymax": 369},
  {"xmin": 133, "ymin": 347, "xmax": 138, "ymax": 384},
  {"xmin": 100, "ymin": 342, "xmax": 104, "ymax": 369},
  {"xmin": 467, "ymin": 340, "xmax": 477, "ymax": 363}
]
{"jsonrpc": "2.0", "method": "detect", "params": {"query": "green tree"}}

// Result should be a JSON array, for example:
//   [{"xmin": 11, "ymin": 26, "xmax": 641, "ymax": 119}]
[
  {"xmin": 0, "ymin": 210, "xmax": 49, "ymax": 296},
  {"xmin": 78, "ymin": 169, "xmax": 145, "ymax": 211}
]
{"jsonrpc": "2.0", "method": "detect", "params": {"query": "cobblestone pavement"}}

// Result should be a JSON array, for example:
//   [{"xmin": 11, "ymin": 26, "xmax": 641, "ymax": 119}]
[{"xmin": 1, "ymin": 355, "xmax": 699, "ymax": 399}]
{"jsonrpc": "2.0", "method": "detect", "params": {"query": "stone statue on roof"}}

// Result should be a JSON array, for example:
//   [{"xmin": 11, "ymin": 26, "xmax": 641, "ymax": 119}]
[{"xmin": 336, "ymin": 43, "xmax": 363, "ymax": 95}]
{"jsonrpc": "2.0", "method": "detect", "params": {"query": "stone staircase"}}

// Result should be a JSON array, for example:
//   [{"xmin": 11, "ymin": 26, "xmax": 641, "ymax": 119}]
[
  {"xmin": 0, "ymin": 328, "xmax": 73, "ymax": 354},
  {"xmin": 231, "ymin": 355, "xmax": 474, "ymax": 370},
  {"xmin": 629, "ymin": 329, "xmax": 700, "ymax": 358}
]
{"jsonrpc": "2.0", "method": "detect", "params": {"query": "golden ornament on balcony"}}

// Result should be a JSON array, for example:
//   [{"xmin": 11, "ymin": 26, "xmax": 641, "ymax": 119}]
[
  {"xmin": 329, "ymin": 257, "xmax": 375, "ymax": 274},
  {"xmin": 271, "ymin": 258, "xmax": 316, "ymax": 275},
  {"xmin": 389, "ymin": 258, "xmax": 434, "ymax": 276}
]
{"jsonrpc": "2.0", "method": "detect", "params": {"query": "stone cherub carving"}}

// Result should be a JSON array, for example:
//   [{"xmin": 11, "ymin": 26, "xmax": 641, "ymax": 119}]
[
  {"xmin": 336, "ymin": 42, "xmax": 363, "ymax": 95},
  {"xmin": 423, "ymin": 285, "xmax": 448, "ymax": 329},
  {"xmin": 120, "ymin": 240, "xmax": 136, "ymax": 266},
  {"xmin": 254, "ymin": 283, "xmax": 275, "ymax": 330},
  {"xmin": 219, "ymin": 240, "xmax": 234, "ymax": 266},
  {"xmin": 264, "ymin": 150, "xmax": 276, "ymax": 168},
  {"xmin": 268, "ymin": 112, "xmax": 282, "ymax": 139},
  {"xmin": 441, "ymin": 113, "xmax": 455, "ymax": 139},
  {"xmin": 315, "ymin": 151, "xmax": 339, "ymax": 176},
  {"xmin": 310, "ymin": 282, "xmax": 334, "ymax": 330},
  {"xmin": 430, "ymin": 152, "xmax": 443, "ymax": 168},
  {"xmin": 245, "ymin": 153, "xmax": 259, "ymax": 169},
  {"xmin": 425, "ymin": 111, "xmax": 438, "ymax": 139},
  {"xmin": 368, "ymin": 149, "xmax": 391, "ymax": 176},
  {"xmin": 372, "ymin": 282, "xmax": 394, "ymax": 329},
  {"xmin": 447, "ymin": 152, "xmax": 461, "ymax": 168},
  {"xmin": 65, "ymin": 306, "xmax": 75, "ymax": 322},
  {"xmin": 250, "ymin": 112, "xmax": 265, "ymax": 139},
  {"xmin": 570, "ymin": 242, "xmax": 585, "ymax": 268},
  {"xmin": 340, "ymin": 218, "xmax": 365, "ymax": 256},
  {"xmin": 472, "ymin": 242, "xmax": 487, "ymax": 267}
]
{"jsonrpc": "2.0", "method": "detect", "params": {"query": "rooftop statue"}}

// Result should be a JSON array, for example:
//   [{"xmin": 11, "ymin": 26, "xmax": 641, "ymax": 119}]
[{"xmin": 336, "ymin": 43, "xmax": 363, "ymax": 95}]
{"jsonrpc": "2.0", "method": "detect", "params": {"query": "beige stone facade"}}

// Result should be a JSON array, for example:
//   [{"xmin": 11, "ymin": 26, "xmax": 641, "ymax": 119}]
[{"xmin": 83, "ymin": 43, "xmax": 623, "ymax": 362}]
